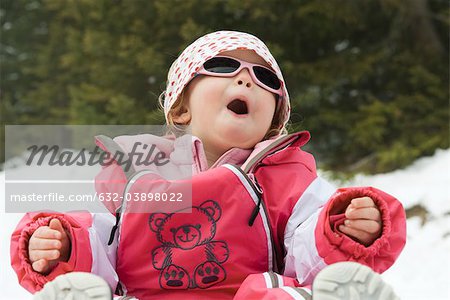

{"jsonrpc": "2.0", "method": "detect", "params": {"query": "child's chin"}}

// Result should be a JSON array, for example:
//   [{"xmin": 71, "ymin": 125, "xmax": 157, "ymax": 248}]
[{"xmin": 224, "ymin": 131, "xmax": 260, "ymax": 148}]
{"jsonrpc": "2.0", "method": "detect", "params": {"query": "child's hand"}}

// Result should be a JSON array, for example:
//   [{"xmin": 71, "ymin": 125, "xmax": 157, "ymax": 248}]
[
  {"xmin": 28, "ymin": 219, "xmax": 71, "ymax": 274},
  {"xmin": 339, "ymin": 197, "xmax": 382, "ymax": 246}
]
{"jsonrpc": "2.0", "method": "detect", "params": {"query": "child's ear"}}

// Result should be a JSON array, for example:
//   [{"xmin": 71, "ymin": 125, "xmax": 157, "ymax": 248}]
[{"xmin": 171, "ymin": 105, "xmax": 191, "ymax": 124}]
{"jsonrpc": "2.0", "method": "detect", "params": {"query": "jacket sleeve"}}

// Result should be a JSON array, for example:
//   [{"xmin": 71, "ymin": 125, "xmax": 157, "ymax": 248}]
[
  {"xmin": 9, "ymin": 160, "xmax": 123, "ymax": 294},
  {"xmin": 283, "ymin": 177, "xmax": 406, "ymax": 285},
  {"xmin": 10, "ymin": 211, "xmax": 94, "ymax": 293},
  {"xmin": 10, "ymin": 210, "xmax": 119, "ymax": 294},
  {"xmin": 10, "ymin": 136, "xmax": 132, "ymax": 294}
]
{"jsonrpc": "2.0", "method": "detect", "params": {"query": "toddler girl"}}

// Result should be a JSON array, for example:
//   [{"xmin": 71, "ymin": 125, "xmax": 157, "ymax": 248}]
[{"xmin": 11, "ymin": 30, "xmax": 406, "ymax": 300}]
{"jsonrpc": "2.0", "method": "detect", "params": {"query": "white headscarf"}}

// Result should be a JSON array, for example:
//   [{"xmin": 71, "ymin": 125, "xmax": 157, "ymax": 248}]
[{"xmin": 163, "ymin": 30, "xmax": 290, "ymax": 128}]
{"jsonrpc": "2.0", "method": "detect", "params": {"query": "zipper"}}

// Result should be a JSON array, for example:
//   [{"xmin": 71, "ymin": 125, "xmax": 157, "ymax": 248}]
[
  {"xmin": 107, "ymin": 170, "xmax": 154, "ymax": 246},
  {"xmin": 229, "ymin": 165, "xmax": 264, "ymax": 226},
  {"xmin": 247, "ymin": 174, "xmax": 264, "ymax": 226},
  {"xmin": 225, "ymin": 164, "xmax": 279, "ymax": 272},
  {"xmin": 108, "ymin": 207, "xmax": 122, "ymax": 245}
]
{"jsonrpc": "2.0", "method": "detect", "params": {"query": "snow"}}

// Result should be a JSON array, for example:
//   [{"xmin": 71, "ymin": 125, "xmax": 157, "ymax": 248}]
[
  {"xmin": 347, "ymin": 149, "xmax": 450, "ymax": 216},
  {"xmin": 1, "ymin": 149, "xmax": 449, "ymax": 299}
]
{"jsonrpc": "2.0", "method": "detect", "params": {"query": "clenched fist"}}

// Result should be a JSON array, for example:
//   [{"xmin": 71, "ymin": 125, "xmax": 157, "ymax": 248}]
[
  {"xmin": 28, "ymin": 219, "xmax": 71, "ymax": 274},
  {"xmin": 339, "ymin": 197, "xmax": 382, "ymax": 246}
]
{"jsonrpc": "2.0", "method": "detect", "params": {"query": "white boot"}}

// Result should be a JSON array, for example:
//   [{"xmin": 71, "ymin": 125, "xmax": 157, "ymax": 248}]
[
  {"xmin": 312, "ymin": 262, "xmax": 400, "ymax": 300},
  {"xmin": 33, "ymin": 272, "xmax": 112, "ymax": 300}
]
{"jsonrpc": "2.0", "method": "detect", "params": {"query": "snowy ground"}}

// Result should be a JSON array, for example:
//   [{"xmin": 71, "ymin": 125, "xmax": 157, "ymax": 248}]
[{"xmin": 1, "ymin": 149, "xmax": 449, "ymax": 299}]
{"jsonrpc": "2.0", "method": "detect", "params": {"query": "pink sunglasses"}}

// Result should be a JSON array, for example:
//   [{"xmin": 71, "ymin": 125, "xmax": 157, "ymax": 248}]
[{"xmin": 196, "ymin": 56, "xmax": 283, "ymax": 96}]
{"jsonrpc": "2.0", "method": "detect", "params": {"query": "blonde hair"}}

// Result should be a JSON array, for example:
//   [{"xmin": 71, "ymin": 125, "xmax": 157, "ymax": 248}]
[{"xmin": 160, "ymin": 87, "xmax": 288, "ymax": 140}]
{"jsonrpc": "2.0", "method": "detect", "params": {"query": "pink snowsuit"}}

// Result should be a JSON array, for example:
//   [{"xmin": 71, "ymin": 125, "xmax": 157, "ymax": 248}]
[{"xmin": 10, "ymin": 131, "xmax": 406, "ymax": 299}]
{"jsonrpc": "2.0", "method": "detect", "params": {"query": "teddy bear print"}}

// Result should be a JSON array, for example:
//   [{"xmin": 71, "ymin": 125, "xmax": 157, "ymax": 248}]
[{"xmin": 149, "ymin": 200, "xmax": 229, "ymax": 289}]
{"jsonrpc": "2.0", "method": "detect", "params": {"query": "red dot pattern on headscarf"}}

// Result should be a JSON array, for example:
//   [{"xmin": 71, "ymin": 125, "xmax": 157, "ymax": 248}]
[{"xmin": 164, "ymin": 30, "xmax": 291, "ymax": 128}]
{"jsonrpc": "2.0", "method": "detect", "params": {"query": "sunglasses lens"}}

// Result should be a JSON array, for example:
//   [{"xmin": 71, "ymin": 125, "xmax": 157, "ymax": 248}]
[
  {"xmin": 203, "ymin": 57, "xmax": 282, "ymax": 92},
  {"xmin": 203, "ymin": 57, "xmax": 240, "ymax": 73},
  {"xmin": 253, "ymin": 66, "xmax": 281, "ymax": 90}
]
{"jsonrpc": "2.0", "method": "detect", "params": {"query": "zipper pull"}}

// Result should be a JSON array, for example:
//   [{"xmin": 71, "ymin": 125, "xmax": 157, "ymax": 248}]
[
  {"xmin": 248, "ymin": 174, "xmax": 263, "ymax": 226},
  {"xmin": 248, "ymin": 198, "xmax": 261, "ymax": 226},
  {"xmin": 108, "ymin": 206, "xmax": 122, "ymax": 245}
]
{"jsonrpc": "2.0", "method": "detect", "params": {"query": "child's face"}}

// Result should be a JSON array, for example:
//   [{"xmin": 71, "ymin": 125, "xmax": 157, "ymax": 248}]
[{"xmin": 179, "ymin": 50, "xmax": 277, "ymax": 153}]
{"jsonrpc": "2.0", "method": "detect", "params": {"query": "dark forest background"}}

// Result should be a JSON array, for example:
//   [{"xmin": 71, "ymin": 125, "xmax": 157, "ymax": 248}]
[{"xmin": 1, "ymin": 0, "xmax": 448, "ymax": 173}]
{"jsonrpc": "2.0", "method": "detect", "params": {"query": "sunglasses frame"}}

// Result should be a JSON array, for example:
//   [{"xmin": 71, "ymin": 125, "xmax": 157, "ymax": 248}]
[{"xmin": 196, "ymin": 56, "xmax": 283, "ymax": 96}]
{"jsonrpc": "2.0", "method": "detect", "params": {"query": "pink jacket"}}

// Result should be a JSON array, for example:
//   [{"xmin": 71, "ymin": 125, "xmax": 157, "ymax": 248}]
[{"xmin": 10, "ymin": 131, "xmax": 406, "ymax": 299}]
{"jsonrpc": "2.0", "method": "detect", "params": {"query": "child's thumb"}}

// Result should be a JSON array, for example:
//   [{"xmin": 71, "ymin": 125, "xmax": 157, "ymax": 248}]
[{"xmin": 49, "ymin": 218, "xmax": 64, "ymax": 233}]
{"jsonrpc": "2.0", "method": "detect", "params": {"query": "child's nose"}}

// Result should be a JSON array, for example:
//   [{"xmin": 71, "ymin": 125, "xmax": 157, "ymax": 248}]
[{"xmin": 235, "ymin": 68, "xmax": 253, "ymax": 89}]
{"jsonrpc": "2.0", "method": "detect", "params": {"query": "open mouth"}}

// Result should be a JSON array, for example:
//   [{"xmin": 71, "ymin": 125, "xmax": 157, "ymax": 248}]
[{"xmin": 227, "ymin": 99, "xmax": 248, "ymax": 115}]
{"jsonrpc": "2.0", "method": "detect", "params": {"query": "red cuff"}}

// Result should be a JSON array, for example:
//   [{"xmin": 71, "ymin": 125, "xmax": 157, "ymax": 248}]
[
  {"xmin": 315, "ymin": 187, "xmax": 406, "ymax": 274},
  {"xmin": 12, "ymin": 212, "xmax": 93, "ymax": 293}
]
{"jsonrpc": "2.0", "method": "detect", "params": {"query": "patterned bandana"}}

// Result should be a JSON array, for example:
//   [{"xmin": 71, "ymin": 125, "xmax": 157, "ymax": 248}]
[{"xmin": 163, "ymin": 30, "xmax": 290, "ymax": 128}]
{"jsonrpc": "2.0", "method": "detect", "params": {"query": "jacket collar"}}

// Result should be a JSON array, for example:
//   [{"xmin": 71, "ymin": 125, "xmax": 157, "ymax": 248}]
[
  {"xmin": 186, "ymin": 131, "xmax": 310, "ymax": 174},
  {"xmin": 188, "ymin": 136, "xmax": 252, "ymax": 173}
]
